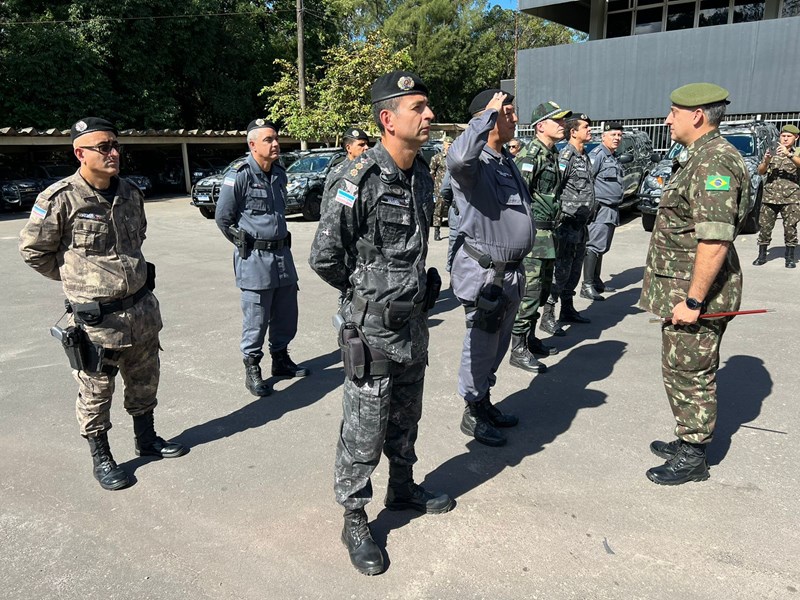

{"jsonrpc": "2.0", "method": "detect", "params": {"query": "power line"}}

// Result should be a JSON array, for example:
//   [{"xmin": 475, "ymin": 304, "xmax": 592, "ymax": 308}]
[{"xmin": 0, "ymin": 9, "xmax": 295, "ymax": 27}]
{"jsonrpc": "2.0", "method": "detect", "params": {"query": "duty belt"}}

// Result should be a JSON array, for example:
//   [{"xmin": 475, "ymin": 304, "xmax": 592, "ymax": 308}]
[
  {"xmin": 67, "ymin": 285, "xmax": 150, "ymax": 317},
  {"xmin": 251, "ymin": 232, "xmax": 291, "ymax": 251},
  {"xmin": 534, "ymin": 220, "xmax": 555, "ymax": 230},
  {"xmin": 461, "ymin": 239, "xmax": 523, "ymax": 273}
]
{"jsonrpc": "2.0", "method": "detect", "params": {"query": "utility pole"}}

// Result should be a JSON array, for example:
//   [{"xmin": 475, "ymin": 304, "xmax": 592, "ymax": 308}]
[{"xmin": 297, "ymin": 0, "xmax": 308, "ymax": 150}]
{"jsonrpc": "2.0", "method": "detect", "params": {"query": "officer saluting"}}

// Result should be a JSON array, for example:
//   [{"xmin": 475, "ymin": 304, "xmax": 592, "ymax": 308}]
[{"xmin": 215, "ymin": 119, "xmax": 309, "ymax": 398}]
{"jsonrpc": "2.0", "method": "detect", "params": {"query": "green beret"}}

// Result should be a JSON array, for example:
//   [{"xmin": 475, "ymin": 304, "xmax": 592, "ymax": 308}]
[
  {"xmin": 781, "ymin": 124, "xmax": 800, "ymax": 135},
  {"xmin": 670, "ymin": 83, "xmax": 730, "ymax": 107}
]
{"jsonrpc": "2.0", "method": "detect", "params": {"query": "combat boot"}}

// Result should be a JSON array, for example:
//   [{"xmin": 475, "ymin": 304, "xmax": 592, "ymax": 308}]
[
  {"xmin": 559, "ymin": 298, "xmax": 590, "ymax": 324},
  {"xmin": 243, "ymin": 356, "xmax": 271, "ymax": 396},
  {"xmin": 341, "ymin": 509, "xmax": 384, "ymax": 576},
  {"xmin": 594, "ymin": 254, "xmax": 615, "ymax": 293},
  {"xmin": 527, "ymin": 334, "xmax": 558, "ymax": 356},
  {"xmin": 509, "ymin": 334, "xmax": 546, "ymax": 373},
  {"xmin": 384, "ymin": 464, "xmax": 454, "ymax": 514},
  {"xmin": 786, "ymin": 246, "xmax": 796, "ymax": 269},
  {"xmin": 753, "ymin": 244, "xmax": 768, "ymax": 266},
  {"xmin": 86, "ymin": 433, "xmax": 130, "ymax": 491},
  {"xmin": 271, "ymin": 348, "xmax": 310, "ymax": 378},
  {"xmin": 539, "ymin": 303, "xmax": 566, "ymax": 336},
  {"xmin": 646, "ymin": 441, "xmax": 709, "ymax": 485},
  {"xmin": 133, "ymin": 410, "xmax": 187, "ymax": 458},
  {"xmin": 580, "ymin": 252, "xmax": 605, "ymax": 301},
  {"xmin": 460, "ymin": 400, "xmax": 506, "ymax": 446},
  {"xmin": 649, "ymin": 438, "xmax": 682, "ymax": 460},
  {"xmin": 433, "ymin": 226, "xmax": 441, "ymax": 241},
  {"xmin": 479, "ymin": 392, "xmax": 519, "ymax": 428}
]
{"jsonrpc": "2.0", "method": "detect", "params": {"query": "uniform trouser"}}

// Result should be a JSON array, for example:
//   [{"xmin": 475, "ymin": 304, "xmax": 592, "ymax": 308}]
[
  {"xmin": 445, "ymin": 206, "xmax": 461, "ymax": 272},
  {"xmin": 432, "ymin": 195, "xmax": 452, "ymax": 228},
  {"xmin": 73, "ymin": 334, "xmax": 160, "ymax": 437},
  {"xmin": 586, "ymin": 207, "xmax": 619, "ymax": 255},
  {"xmin": 661, "ymin": 318, "xmax": 729, "ymax": 445},
  {"xmin": 240, "ymin": 285, "xmax": 299, "ymax": 359},
  {"xmin": 334, "ymin": 356, "xmax": 426, "ymax": 510},
  {"xmin": 512, "ymin": 256, "xmax": 554, "ymax": 336},
  {"xmin": 550, "ymin": 221, "xmax": 588, "ymax": 302},
  {"xmin": 458, "ymin": 269, "xmax": 523, "ymax": 402},
  {"xmin": 757, "ymin": 202, "xmax": 800, "ymax": 246}
]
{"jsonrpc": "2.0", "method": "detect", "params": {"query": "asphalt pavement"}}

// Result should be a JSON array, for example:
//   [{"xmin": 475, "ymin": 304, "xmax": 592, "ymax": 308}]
[{"xmin": 1, "ymin": 197, "xmax": 798, "ymax": 600}]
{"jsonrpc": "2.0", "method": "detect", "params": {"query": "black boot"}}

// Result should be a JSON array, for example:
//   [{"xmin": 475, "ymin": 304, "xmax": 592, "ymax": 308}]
[
  {"xmin": 244, "ymin": 356, "xmax": 271, "ymax": 396},
  {"xmin": 509, "ymin": 334, "xmax": 546, "ymax": 373},
  {"xmin": 271, "ymin": 348, "xmax": 310, "ymax": 378},
  {"xmin": 646, "ymin": 441, "xmax": 709, "ymax": 485},
  {"xmin": 580, "ymin": 252, "xmax": 605, "ymax": 301},
  {"xmin": 479, "ymin": 392, "xmax": 518, "ymax": 428},
  {"xmin": 460, "ymin": 400, "xmax": 506, "ymax": 446},
  {"xmin": 86, "ymin": 433, "xmax": 130, "ymax": 491},
  {"xmin": 559, "ymin": 297, "xmax": 590, "ymax": 324},
  {"xmin": 433, "ymin": 226, "xmax": 441, "ymax": 241},
  {"xmin": 384, "ymin": 464, "xmax": 454, "ymax": 514},
  {"xmin": 527, "ymin": 334, "xmax": 558, "ymax": 356},
  {"xmin": 753, "ymin": 244, "xmax": 768, "ymax": 266},
  {"xmin": 133, "ymin": 410, "xmax": 186, "ymax": 458},
  {"xmin": 341, "ymin": 509, "xmax": 384, "ymax": 576},
  {"xmin": 539, "ymin": 303, "xmax": 566, "ymax": 336},
  {"xmin": 594, "ymin": 254, "xmax": 615, "ymax": 293},
  {"xmin": 786, "ymin": 246, "xmax": 796, "ymax": 269},
  {"xmin": 649, "ymin": 438, "xmax": 681, "ymax": 460}
]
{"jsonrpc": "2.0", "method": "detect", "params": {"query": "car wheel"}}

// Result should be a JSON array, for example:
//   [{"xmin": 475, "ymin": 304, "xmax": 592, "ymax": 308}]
[
  {"xmin": 302, "ymin": 191, "xmax": 322, "ymax": 221},
  {"xmin": 740, "ymin": 185, "xmax": 762, "ymax": 235},
  {"xmin": 198, "ymin": 206, "xmax": 215, "ymax": 219},
  {"xmin": 641, "ymin": 212, "xmax": 655, "ymax": 232}
]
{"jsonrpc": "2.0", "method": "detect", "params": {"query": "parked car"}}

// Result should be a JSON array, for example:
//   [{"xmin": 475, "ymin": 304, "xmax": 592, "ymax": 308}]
[
  {"xmin": 190, "ymin": 158, "xmax": 229, "ymax": 184},
  {"xmin": 285, "ymin": 148, "xmax": 346, "ymax": 221},
  {"xmin": 556, "ymin": 128, "xmax": 657, "ymax": 210},
  {"xmin": 32, "ymin": 163, "xmax": 77, "ymax": 188},
  {"xmin": 121, "ymin": 172, "xmax": 154, "ymax": 196},
  {"xmin": 637, "ymin": 120, "xmax": 780, "ymax": 233},
  {"xmin": 190, "ymin": 156, "xmax": 248, "ymax": 219},
  {"xmin": 418, "ymin": 142, "xmax": 442, "ymax": 167},
  {"xmin": 0, "ymin": 167, "xmax": 42, "ymax": 211}
]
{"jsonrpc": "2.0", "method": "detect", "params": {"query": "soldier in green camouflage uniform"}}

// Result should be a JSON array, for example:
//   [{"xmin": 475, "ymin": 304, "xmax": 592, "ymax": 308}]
[
  {"xmin": 430, "ymin": 137, "xmax": 452, "ymax": 241},
  {"xmin": 753, "ymin": 124, "xmax": 800, "ymax": 268},
  {"xmin": 511, "ymin": 101, "xmax": 571, "ymax": 374},
  {"xmin": 19, "ymin": 118, "xmax": 185, "ymax": 492},
  {"xmin": 640, "ymin": 84, "xmax": 750, "ymax": 486}
]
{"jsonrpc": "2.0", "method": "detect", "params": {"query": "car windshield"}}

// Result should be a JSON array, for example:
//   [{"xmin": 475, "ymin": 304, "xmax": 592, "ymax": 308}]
[
  {"xmin": 287, "ymin": 155, "xmax": 334, "ymax": 173},
  {"xmin": 721, "ymin": 134, "xmax": 755, "ymax": 157}
]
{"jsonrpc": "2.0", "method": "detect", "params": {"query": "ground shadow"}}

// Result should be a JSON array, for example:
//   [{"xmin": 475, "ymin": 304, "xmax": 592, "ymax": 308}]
[
  {"xmin": 428, "ymin": 286, "xmax": 460, "ymax": 319},
  {"xmin": 707, "ymin": 354, "xmax": 772, "ymax": 465},
  {"xmin": 764, "ymin": 246, "xmax": 790, "ymax": 262},
  {"xmin": 604, "ymin": 265, "xmax": 644, "ymax": 293}
]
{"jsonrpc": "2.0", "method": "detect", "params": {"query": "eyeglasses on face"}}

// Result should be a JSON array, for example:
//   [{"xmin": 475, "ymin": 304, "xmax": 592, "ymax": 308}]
[
  {"xmin": 79, "ymin": 141, "xmax": 122, "ymax": 155},
  {"xmin": 508, "ymin": 144, "xmax": 520, "ymax": 149}
]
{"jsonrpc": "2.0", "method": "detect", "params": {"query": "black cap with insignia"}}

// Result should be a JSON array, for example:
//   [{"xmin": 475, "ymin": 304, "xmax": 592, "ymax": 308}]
[
  {"xmin": 468, "ymin": 89, "xmax": 515, "ymax": 116},
  {"xmin": 603, "ymin": 122, "xmax": 624, "ymax": 132},
  {"xmin": 70, "ymin": 117, "xmax": 118, "ymax": 142},
  {"xmin": 343, "ymin": 127, "xmax": 369, "ymax": 141},
  {"xmin": 247, "ymin": 118, "xmax": 279, "ymax": 133},
  {"xmin": 370, "ymin": 71, "xmax": 429, "ymax": 104},
  {"xmin": 567, "ymin": 113, "xmax": 592, "ymax": 126}
]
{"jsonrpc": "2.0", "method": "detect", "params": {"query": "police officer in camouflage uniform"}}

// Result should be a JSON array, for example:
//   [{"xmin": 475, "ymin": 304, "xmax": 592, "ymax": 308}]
[
  {"xmin": 511, "ymin": 101, "xmax": 572, "ymax": 373},
  {"xmin": 448, "ymin": 89, "xmax": 535, "ymax": 447},
  {"xmin": 547, "ymin": 113, "xmax": 596, "ymax": 326},
  {"xmin": 309, "ymin": 71, "xmax": 453, "ymax": 576},
  {"xmin": 753, "ymin": 124, "xmax": 800, "ymax": 268},
  {"xmin": 328, "ymin": 127, "xmax": 371, "ymax": 177},
  {"xmin": 429, "ymin": 136, "xmax": 452, "ymax": 241},
  {"xmin": 215, "ymin": 119, "xmax": 310, "ymax": 398},
  {"xmin": 19, "ymin": 117, "xmax": 186, "ymax": 491},
  {"xmin": 640, "ymin": 83, "xmax": 749, "ymax": 486},
  {"xmin": 582, "ymin": 122, "xmax": 625, "ymax": 301}
]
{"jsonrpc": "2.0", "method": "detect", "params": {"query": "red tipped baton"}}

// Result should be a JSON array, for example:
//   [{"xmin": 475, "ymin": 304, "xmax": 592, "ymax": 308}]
[{"xmin": 649, "ymin": 308, "xmax": 774, "ymax": 324}]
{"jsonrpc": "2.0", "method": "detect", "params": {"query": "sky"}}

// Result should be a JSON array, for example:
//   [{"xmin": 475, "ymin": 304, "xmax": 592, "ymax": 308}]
[{"xmin": 492, "ymin": 0, "xmax": 518, "ymax": 8}]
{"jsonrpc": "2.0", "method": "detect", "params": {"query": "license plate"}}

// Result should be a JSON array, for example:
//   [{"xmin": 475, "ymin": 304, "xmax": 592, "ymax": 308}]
[{"xmin": 196, "ymin": 194, "xmax": 210, "ymax": 202}]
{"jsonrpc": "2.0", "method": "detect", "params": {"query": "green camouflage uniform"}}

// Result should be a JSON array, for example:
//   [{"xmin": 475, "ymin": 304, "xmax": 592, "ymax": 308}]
[
  {"xmin": 19, "ymin": 172, "xmax": 162, "ymax": 436},
  {"xmin": 640, "ymin": 131, "xmax": 750, "ymax": 444},
  {"xmin": 757, "ymin": 147, "xmax": 800, "ymax": 246},
  {"xmin": 512, "ymin": 137, "xmax": 561, "ymax": 336},
  {"xmin": 429, "ymin": 151, "xmax": 449, "ymax": 227}
]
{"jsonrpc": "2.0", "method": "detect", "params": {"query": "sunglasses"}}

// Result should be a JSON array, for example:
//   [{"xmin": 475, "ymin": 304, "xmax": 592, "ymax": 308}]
[
  {"xmin": 508, "ymin": 144, "xmax": 521, "ymax": 149},
  {"xmin": 79, "ymin": 141, "xmax": 122, "ymax": 155}
]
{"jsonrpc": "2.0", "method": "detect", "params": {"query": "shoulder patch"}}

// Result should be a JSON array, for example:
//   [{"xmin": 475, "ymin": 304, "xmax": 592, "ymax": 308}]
[
  {"xmin": 335, "ymin": 181, "xmax": 358, "ymax": 208},
  {"xmin": 521, "ymin": 161, "xmax": 534, "ymax": 173},
  {"xmin": 30, "ymin": 204, "xmax": 48, "ymax": 220},
  {"xmin": 705, "ymin": 175, "xmax": 731, "ymax": 191}
]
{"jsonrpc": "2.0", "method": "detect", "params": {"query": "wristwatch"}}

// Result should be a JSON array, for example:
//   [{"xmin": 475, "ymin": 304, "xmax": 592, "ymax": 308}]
[{"xmin": 685, "ymin": 297, "xmax": 703, "ymax": 311}]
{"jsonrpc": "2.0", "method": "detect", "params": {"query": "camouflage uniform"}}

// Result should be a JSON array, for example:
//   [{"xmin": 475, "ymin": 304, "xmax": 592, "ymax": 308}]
[
  {"xmin": 309, "ymin": 142, "xmax": 434, "ymax": 510},
  {"xmin": 19, "ymin": 172, "xmax": 162, "ymax": 436},
  {"xmin": 551, "ymin": 143, "xmax": 596, "ymax": 302},
  {"xmin": 429, "ymin": 151, "xmax": 449, "ymax": 227},
  {"xmin": 640, "ymin": 131, "xmax": 749, "ymax": 444},
  {"xmin": 513, "ymin": 137, "xmax": 561, "ymax": 336},
  {"xmin": 757, "ymin": 147, "xmax": 800, "ymax": 246}
]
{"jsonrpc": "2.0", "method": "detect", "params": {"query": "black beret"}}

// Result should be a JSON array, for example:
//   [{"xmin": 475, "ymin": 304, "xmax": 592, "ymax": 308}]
[
  {"xmin": 342, "ymin": 127, "xmax": 369, "ymax": 141},
  {"xmin": 469, "ymin": 89, "xmax": 515, "ymax": 116},
  {"xmin": 247, "ymin": 118, "xmax": 279, "ymax": 134},
  {"xmin": 70, "ymin": 117, "xmax": 118, "ymax": 142},
  {"xmin": 604, "ymin": 122, "xmax": 624, "ymax": 132},
  {"xmin": 567, "ymin": 113, "xmax": 592, "ymax": 126},
  {"xmin": 371, "ymin": 71, "xmax": 429, "ymax": 104}
]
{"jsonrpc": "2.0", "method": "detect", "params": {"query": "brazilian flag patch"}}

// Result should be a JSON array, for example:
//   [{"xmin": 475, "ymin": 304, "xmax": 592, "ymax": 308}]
[{"xmin": 705, "ymin": 175, "xmax": 730, "ymax": 191}]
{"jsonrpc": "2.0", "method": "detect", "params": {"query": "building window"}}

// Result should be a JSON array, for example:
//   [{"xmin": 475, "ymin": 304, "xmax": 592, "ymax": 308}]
[
  {"xmin": 783, "ymin": 0, "xmax": 800, "ymax": 17},
  {"xmin": 666, "ymin": 2, "xmax": 696, "ymax": 29},
  {"xmin": 733, "ymin": 0, "xmax": 765, "ymax": 22},
  {"xmin": 698, "ymin": 0, "xmax": 730, "ymax": 26},
  {"xmin": 636, "ymin": 6, "xmax": 665, "ymax": 32},
  {"xmin": 607, "ymin": 11, "xmax": 634, "ymax": 37}
]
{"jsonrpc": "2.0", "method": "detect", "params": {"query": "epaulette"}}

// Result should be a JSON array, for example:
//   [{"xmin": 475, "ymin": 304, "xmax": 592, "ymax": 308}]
[
  {"xmin": 559, "ymin": 145, "xmax": 575, "ymax": 160},
  {"xmin": 40, "ymin": 179, "xmax": 71, "ymax": 201},
  {"xmin": 343, "ymin": 153, "xmax": 378, "ymax": 186},
  {"xmin": 231, "ymin": 158, "xmax": 249, "ymax": 172}
]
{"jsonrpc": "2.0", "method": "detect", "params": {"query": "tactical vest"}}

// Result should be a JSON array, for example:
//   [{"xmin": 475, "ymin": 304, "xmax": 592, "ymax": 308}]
[{"xmin": 558, "ymin": 145, "xmax": 596, "ymax": 221}]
